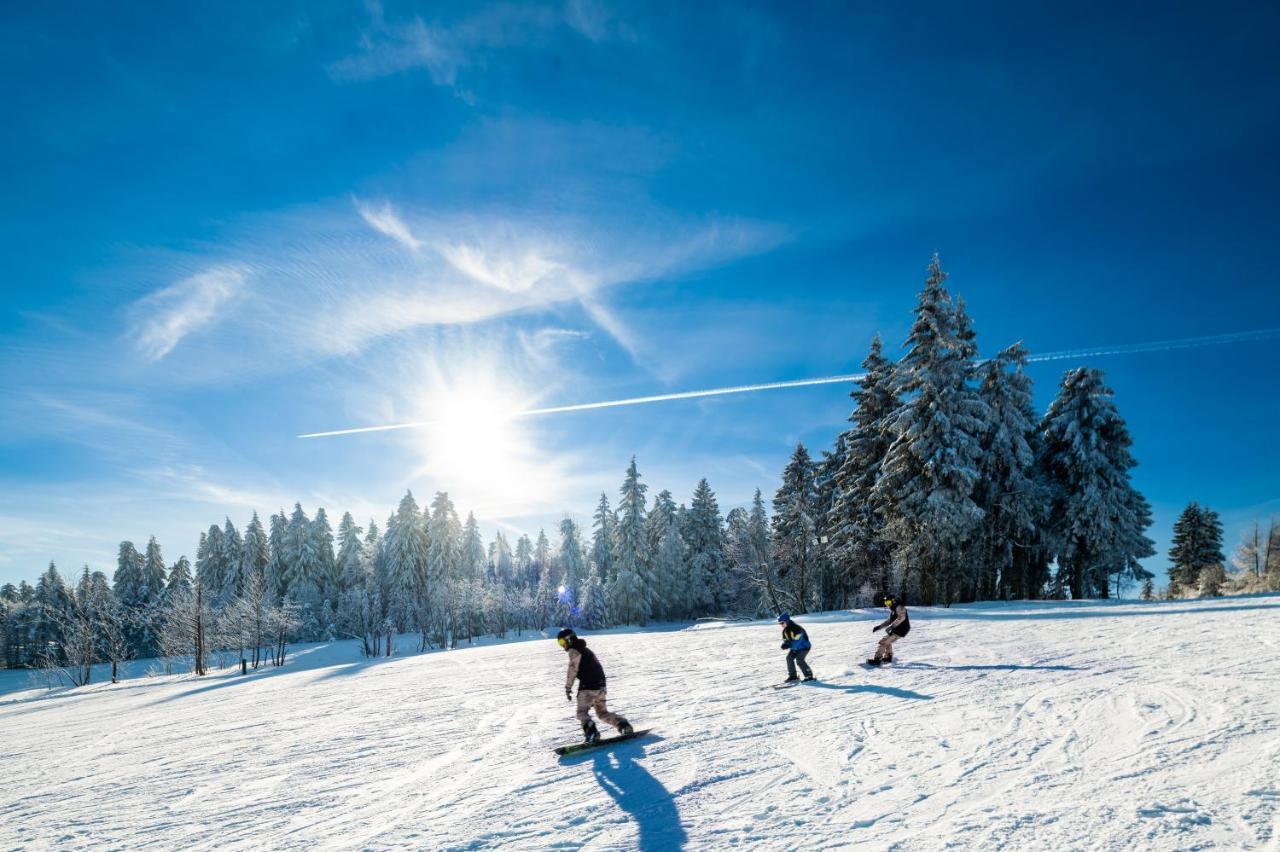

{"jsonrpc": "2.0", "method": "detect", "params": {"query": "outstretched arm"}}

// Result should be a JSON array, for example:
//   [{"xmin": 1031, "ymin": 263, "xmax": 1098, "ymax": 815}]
[{"xmin": 564, "ymin": 649, "xmax": 581, "ymax": 692}]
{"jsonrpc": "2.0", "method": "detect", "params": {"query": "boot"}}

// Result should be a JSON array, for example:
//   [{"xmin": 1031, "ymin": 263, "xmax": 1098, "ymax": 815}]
[
  {"xmin": 866, "ymin": 658, "xmax": 883, "ymax": 666},
  {"xmin": 802, "ymin": 675, "xmax": 816, "ymax": 682},
  {"xmin": 617, "ymin": 718, "xmax": 634, "ymax": 736},
  {"xmin": 582, "ymin": 720, "xmax": 600, "ymax": 743},
  {"xmin": 784, "ymin": 675, "xmax": 800, "ymax": 682}
]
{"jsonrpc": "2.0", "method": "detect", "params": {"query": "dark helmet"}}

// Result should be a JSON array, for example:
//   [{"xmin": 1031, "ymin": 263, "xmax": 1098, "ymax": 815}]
[
  {"xmin": 776, "ymin": 613, "xmax": 791, "ymax": 623},
  {"xmin": 556, "ymin": 628, "xmax": 578, "ymax": 648}
]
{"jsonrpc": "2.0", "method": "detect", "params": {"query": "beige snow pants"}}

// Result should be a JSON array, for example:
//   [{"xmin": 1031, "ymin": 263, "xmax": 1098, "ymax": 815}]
[
  {"xmin": 874, "ymin": 632, "xmax": 900, "ymax": 661},
  {"xmin": 576, "ymin": 688, "xmax": 623, "ymax": 729}
]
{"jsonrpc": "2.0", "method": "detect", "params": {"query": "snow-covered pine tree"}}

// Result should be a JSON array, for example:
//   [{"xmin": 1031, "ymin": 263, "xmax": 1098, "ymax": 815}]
[
  {"xmin": 829, "ymin": 335, "xmax": 900, "ymax": 600},
  {"xmin": 426, "ymin": 492, "xmax": 462, "ymax": 645},
  {"xmin": 1167, "ymin": 502, "xmax": 1224, "ymax": 597},
  {"xmin": 580, "ymin": 566, "xmax": 609, "ymax": 629},
  {"xmin": 771, "ymin": 445, "xmax": 821, "ymax": 613},
  {"xmin": 311, "ymin": 508, "xmax": 338, "ymax": 621},
  {"xmin": 266, "ymin": 510, "xmax": 288, "ymax": 603},
  {"xmin": 1111, "ymin": 489, "xmax": 1155, "ymax": 598},
  {"xmin": 335, "ymin": 512, "xmax": 365, "ymax": 635},
  {"xmin": 684, "ymin": 478, "xmax": 727, "ymax": 617},
  {"xmin": 873, "ymin": 257, "xmax": 989, "ymax": 605},
  {"xmin": 1038, "ymin": 368, "xmax": 1150, "ymax": 599},
  {"xmin": 461, "ymin": 513, "xmax": 485, "ymax": 583},
  {"xmin": 166, "ymin": 556, "xmax": 193, "ymax": 598},
  {"xmin": 512, "ymin": 534, "xmax": 532, "ymax": 588},
  {"xmin": 240, "ymin": 512, "xmax": 270, "ymax": 602},
  {"xmin": 282, "ymin": 504, "xmax": 322, "ymax": 638},
  {"xmin": 196, "ymin": 523, "xmax": 227, "ymax": 603},
  {"xmin": 32, "ymin": 562, "xmax": 72, "ymax": 667},
  {"xmin": 492, "ymin": 532, "xmax": 515, "ymax": 588},
  {"xmin": 382, "ymin": 492, "xmax": 427, "ymax": 636},
  {"xmin": 610, "ymin": 457, "xmax": 653, "ymax": 625},
  {"xmin": 1140, "ymin": 576, "xmax": 1155, "ymax": 600},
  {"xmin": 591, "ymin": 493, "xmax": 617, "ymax": 585},
  {"xmin": 646, "ymin": 490, "xmax": 679, "ymax": 617},
  {"xmin": 557, "ymin": 517, "xmax": 587, "ymax": 606},
  {"xmin": 218, "ymin": 519, "xmax": 244, "ymax": 607},
  {"xmin": 814, "ymin": 432, "xmax": 847, "ymax": 610},
  {"xmin": 113, "ymin": 541, "xmax": 149, "ymax": 656},
  {"xmin": 653, "ymin": 515, "xmax": 687, "ymax": 620},
  {"xmin": 972, "ymin": 343, "xmax": 1046, "ymax": 600},
  {"xmin": 142, "ymin": 536, "xmax": 167, "ymax": 607}
]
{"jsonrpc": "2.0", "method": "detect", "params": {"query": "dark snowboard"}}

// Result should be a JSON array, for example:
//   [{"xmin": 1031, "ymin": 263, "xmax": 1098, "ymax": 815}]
[{"xmin": 554, "ymin": 729, "xmax": 652, "ymax": 756}]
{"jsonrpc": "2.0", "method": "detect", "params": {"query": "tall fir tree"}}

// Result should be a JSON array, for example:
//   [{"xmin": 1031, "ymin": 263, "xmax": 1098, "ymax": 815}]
[
  {"xmin": 610, "ymin": 458, "xmax": 653, "ymax": 625},
  {"xmin": 266, "ymin": 510, "xmax": 289, "ymax": 603},
  {"xmin": 973, "ymin": 343, "xmax": 1046, "ymax": 600},
  {"xmin": 240, "ymin": 512, "xmax": 270, "ymax": 599},
  {"xmin": 557, "ymin": 517, "xmax": 587, "ymax": 597},
  {"xmin": 685, "ymin": 478, "xmax": 726, "ymax": 617},
  {"xmin": 771, "ymin": 445, "xmax": 821, "ymax": 613},
  {"xmin": 829, "ymin": 335, "xmax": 900, "ymax": 599},
  {"xmin": 218, "ymin": 518, "xmax": 244, "ymax": 607},
  {"xmin": 382, "ymin": 492, "xmax": 427, "ymax": 633},
  {"xmin": 460, "ymin": 512, "xmax": 486, "ymax": 582},
  {"xmin": 1038, "ymin": 368, "xmax": 1151, "ymax": 599},
  {"xmin": 1167, "ymin": 502, "xmax": 1225, "ymax": 596},
  {"xmin": 591, "ymin": 493, "xmax": 616, "ymax": 584},
  {"xmin": 874, "ymin": 256, "xmax": 988, "ymax": 604}
]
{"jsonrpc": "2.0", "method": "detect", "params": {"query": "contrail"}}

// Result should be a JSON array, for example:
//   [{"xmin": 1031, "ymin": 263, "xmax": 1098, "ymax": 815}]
[{"xmin": 297, "ymin": 326, "xmax": 1280, "ymax": 439}]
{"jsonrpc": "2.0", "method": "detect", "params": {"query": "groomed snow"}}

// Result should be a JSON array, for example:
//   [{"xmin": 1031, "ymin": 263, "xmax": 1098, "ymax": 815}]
[{"xmin": 3, "ymin": 596, "xmax": 1279, "ymax": 850}]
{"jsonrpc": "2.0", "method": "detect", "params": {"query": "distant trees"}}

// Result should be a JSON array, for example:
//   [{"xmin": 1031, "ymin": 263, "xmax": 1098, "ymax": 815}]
[{"xmin": 1167, "ymin": 502, "xmax": 1225, "ymax": 597}]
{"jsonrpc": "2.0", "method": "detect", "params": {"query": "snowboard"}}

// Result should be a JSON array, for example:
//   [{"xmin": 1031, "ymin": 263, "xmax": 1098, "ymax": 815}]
[
  {"xmin": 554, "ymin": 729, "xmax": 652, "ymax": 757},
  {"xmin": 767, "ymin": 679, "xmax": 817, "ymax": 690}
]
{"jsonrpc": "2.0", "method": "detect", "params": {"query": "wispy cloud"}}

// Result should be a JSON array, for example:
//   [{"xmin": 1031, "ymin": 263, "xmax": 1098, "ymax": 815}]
[
  {"xmin": 130, "ymin": 265, "xmax": 248, "ymax": 362},
  {"xmin": 354, "ymin": 197, "xmax": 423, "ymax": 252},
  {"xmin": 328, "ymin": 1, "xmax": 638, "ymax": 95}
]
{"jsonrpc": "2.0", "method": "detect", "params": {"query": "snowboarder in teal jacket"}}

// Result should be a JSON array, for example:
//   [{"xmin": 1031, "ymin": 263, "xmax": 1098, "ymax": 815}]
[{"xmin": 778, "ymin": 614, "xmax": 815, "ymax": 681}]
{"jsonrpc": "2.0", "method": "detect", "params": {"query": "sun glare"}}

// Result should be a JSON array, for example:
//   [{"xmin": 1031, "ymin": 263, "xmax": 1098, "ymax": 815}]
[{"xmin": 407, "ymin": 372, "xmax": 574, "ymax": 516}]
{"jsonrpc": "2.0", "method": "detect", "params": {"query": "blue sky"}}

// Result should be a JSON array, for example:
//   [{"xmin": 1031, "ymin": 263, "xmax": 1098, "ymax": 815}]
[{"xmin": 2, "ymin": 1, "xmax": 1279, "ymax": 588}]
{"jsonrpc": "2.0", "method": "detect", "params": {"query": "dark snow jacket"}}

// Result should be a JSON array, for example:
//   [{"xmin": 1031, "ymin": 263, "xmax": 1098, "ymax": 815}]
[
  {"xmin": 565, "ymin": 639, "xmax": 607, "ymax": 691},
  {"xmin": 876, "ymin": 603, "xmax": 910, "ymax": 637},
  {"xmin": 780, "ymin": 621, "xmax": 812, "ymax": 651}
]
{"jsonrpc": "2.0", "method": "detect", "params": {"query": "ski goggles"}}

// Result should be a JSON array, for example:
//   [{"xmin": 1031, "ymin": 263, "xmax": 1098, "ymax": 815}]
[{"xmin": 557, "ymin": 637, "xmax": 571, "ymax": 648}]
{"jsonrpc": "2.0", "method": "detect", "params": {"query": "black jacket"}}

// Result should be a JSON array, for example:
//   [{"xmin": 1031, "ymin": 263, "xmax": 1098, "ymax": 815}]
[{"xmin": 568, "ymin": 639, "xmax": 607, "ymax": 690}]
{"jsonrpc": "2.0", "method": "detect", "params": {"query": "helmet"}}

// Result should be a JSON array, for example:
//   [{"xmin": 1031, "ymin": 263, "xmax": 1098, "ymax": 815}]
[
  {"xmin": 556, "ymin": 628, "xmax": 577, "ymax": 649},
  {"xmin": 881, "ymin": 593, "xmax": 896, "ymax": 607},
  {"xmin": 776, "ymin": 613, "xmax": 791, "ymax": 623}
]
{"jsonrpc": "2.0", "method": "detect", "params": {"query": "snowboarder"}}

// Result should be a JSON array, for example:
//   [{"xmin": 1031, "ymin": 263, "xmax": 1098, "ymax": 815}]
[
  {"xmin": 778, "ymin": 614, "xmax": 815, "ymax": 682},
  {"xmin": 557, "ymin": 628, "xmax": 633, "ymax": 743},
  {"xmin": 868, "ymin": 593, "xmax": 910, "ymax": 665}
]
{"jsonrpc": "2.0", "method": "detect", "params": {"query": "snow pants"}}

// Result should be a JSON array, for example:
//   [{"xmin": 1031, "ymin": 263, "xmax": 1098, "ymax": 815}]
[
  {"xmin": 874, "ymin": 633, "xmax": 900, "ymax": 661},
  {"xmin": 576, "ymin": 688, "xmax": 624, "ymax": 730},
  {"xmin": 787, "ymin": 648, "xmax": 813, "ymax": 679}
]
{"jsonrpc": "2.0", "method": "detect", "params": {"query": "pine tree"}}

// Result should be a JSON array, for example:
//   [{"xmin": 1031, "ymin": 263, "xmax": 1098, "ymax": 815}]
[
  {"xmin": 512, "ymin": 534, "xmax": 532, "ymax": 588},
  {"xmin": 610, "ymin": 457, "xmax": 653, "ymax": 625},
  {"xmin": 829, "ymin": 336, "xmax": 900, "ymax": 600},
  {"xmin": 166, "ymin": 556, "xmax": 193, "ymax": 597},
  {"xmin": 814, "ymin": 433, "xmax": 847, "ymax": 609},
  {"xmin": 426, "ymin": 492, "xmax": 461, "ymax": 643},
  {"xmin": 874, "ymin": 257, "xmax": 988, "ymax": 605},
  {"xmin": 218, "ymin": 519, "xmax": 244, "ymax": 607},
  {"xmin": 283, "ymin": 504, "xmax": 322, "ymax": 636},
  {"xmin": 1039, "ymin": 368, "xmax": 1151, "ymax": 599},
  {"xmin": 266, "ymin": 510, "xmax": 288, "ymax": 602},
  {"xmin": 972, "ymin": 343, "xmax": 1046, "ymax": 600},
  {"xmin": 382, "ymin": 492, "xmax": 427, "ymax": 634},
  {"xmin": 685, "ymin": 478, "xmax": 726, "ymax": 617},
  {"xmin": 311, "ymin": 508, "xmax": 338, "ymax": 618},
  {"xmin": 591, "ymin": 493, "xmax": 616, "ymax": 584},
  {"xmin": 653, "ymin": 515, "xmax": 687, "ymax": 620},
  {"xmin": 240, "ymin": 513, "xmax": 270, "ymax": 600},
  {"xmin": 196, "ymin": 524, "xmax": 227, "ymax": 602},
  {"xmin": 1168, "ymin": 502, "xmax": 1224, "ymax": 596},
  {"xmin": 142, "ymin": 536, "xmax": 167, "ymax": 605},
  {"xmin": 771, "ymin": 446, "xmax": 821, "ymax": 613},
  {"xmin": 461, "ymin": 513, "xmax": 486, "ymax": 582},
  {"xmin": 581, "ymin": 567, "xmax": 609, "ymax": 629},
  {"xmin": 1140, "ymin": 576, "xmax": 1155, "ymax": 600},
  {"xmin": 557, "ymin": 517, "xmax": 587, "ymax": 602}
]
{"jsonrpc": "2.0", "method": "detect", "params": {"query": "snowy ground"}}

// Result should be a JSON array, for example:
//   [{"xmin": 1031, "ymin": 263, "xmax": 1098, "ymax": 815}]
[{"xmin": 3, "ymin": 596, "xmax": 1279, "ymax": 851}]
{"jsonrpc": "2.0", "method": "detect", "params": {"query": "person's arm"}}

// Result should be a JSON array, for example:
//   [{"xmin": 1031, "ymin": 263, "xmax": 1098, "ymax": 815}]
[
  {"xmin": 887, "ymin": 605, "xmax": 906, "ymax": 630},
  {"xmin": 565, "ymin": 649, "xmax": 581, "ymax": 693},
  {"xmin": 873, "ymin": 615, "xmax": 891, "ymax": 631}
]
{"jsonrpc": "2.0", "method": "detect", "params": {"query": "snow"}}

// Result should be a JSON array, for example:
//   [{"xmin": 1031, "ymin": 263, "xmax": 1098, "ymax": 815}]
[{"xmin": 3, "ymin": 596, "xmax": 1279, "ymax": 850}]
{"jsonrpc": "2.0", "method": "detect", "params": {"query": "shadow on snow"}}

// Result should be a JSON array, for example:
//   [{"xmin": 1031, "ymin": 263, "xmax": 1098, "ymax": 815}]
[
  {"xmin": 805, "ymin": 682, "xmax": 933, "ymax": 700},
  {"xmin": 569, "ymin": 739, "xmax": 687, "ymax": 851}
]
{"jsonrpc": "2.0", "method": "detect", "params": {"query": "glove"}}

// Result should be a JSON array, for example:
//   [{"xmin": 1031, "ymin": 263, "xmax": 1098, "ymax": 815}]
[
  {"xmin": 565, "ymin": 686, "xmax": 573, "ymax": 702},
  {"xmin": 872, "ymin": 625, "xmax": 882, "ymax": 633},
  {"xmin": 780, "ymin": 640, "xmax": 791, "ymax": 650}
]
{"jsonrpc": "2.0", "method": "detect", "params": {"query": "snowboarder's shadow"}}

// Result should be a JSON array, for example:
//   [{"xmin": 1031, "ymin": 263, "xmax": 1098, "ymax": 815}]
[
  {"xmin": 900, "ymin": 663, "xmax": 1084, "ymax": 673},
  {"xmin": 581, "ymin": 739, "xmax": 688, "ymax": 851},
  {"xmin": 807, "ymin": 682, "xmax": 934, "ymax": 701}
]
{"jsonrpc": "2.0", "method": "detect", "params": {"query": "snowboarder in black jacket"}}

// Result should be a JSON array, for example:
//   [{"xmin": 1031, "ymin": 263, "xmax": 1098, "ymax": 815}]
[
  {"xmin": 557, "ymin": 628, "xmax": 633, "ymax": 743},
  {"xmin": 868, "ymin": 593, "xmax": 910, "ymax": 665},
  {"xmin": 778, "ymin": 614, "xmax": 815, "ymax": 682}
]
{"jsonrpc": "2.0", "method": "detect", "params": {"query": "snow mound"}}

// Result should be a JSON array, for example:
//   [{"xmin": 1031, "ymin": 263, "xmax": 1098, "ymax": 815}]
[{"xmin": 3, "ymin": 596, "xmax": 1279, "ymax": 850}]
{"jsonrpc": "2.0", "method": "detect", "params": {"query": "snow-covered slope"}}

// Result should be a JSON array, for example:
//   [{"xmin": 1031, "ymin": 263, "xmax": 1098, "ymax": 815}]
[{"xmin": 4, "ymin": 596, "xmax": 1279, "ymax": 851}]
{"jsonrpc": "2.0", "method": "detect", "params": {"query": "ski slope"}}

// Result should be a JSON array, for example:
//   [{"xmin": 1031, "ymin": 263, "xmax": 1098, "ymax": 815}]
[{"xmin": 3, "ymin": 596, "xmax": 1279, "ymax": 851}]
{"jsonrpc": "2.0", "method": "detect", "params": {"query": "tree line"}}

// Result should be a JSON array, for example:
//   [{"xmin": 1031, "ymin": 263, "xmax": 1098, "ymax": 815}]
[{"xmin": 5, "ymin": 255, "xmax": 1228, "ymax": 676}]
